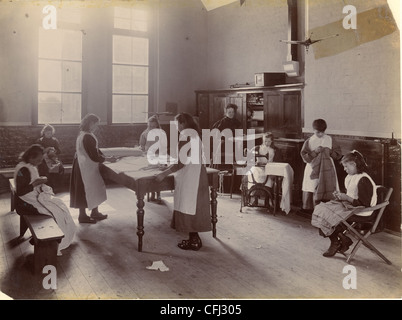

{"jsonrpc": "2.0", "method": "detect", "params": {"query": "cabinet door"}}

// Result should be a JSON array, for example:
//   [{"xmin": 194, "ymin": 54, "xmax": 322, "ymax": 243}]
[
  {"xmin": 197, "ymin": 93, "xmax": 209, "ymax": 129},
  {"xmin": 283, "ymin": 92, "xmax": 301, "ymax": 138},
  {"xmin": 264, "ymin": 91, "xmax": 283, "ymax": 137},
  {"xmin": 210, "ymin": 95, "xmax": 228, "ymax": 128},
  {"xmin": 264, "ymin": 90, "xmax": 301, "ymax": 139}
]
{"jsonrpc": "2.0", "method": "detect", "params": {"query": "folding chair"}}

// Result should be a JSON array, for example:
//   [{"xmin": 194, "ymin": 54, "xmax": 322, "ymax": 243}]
[{"xmin": 339, "ymin": 186, "xmax": 393, "ymax": 265}]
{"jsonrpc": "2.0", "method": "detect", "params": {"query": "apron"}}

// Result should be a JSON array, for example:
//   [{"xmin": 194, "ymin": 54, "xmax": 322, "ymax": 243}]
[
  {"xmin": 76, "ymin": 132, "xmax": 107, "ymax": 210},
  {"xmin": 345, "ymin": 172, "xmax": 377, "ymax": 216},
  {"xmin": 173, "ymin": 134, "xmax": 203, "ymax": 215},
  {"xmin": 302, "ymin": 134, "xmax": 338, "ymax": 192}
]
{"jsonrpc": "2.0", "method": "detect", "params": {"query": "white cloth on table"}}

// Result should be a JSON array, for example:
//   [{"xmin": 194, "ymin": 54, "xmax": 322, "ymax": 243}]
[{"xmin": 265, "ymin": 162, "xmax": 294, "ymax": 214}]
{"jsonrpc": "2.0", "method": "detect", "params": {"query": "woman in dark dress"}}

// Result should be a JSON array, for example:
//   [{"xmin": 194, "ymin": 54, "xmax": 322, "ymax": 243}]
[{"xmin": 70, "ymin": 114, "xmax": 113, "ymax": 224}]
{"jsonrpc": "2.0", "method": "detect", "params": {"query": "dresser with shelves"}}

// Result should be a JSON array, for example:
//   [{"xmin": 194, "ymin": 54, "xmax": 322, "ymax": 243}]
[{"xmin": 195, "ymin": 83, "xmax": 305, "ymax": 206}]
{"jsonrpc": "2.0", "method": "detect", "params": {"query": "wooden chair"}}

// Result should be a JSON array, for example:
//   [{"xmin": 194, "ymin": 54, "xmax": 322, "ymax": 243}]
[{"xmin": 339, "ymin": 186, "xmax": 393, "ymax": 265}]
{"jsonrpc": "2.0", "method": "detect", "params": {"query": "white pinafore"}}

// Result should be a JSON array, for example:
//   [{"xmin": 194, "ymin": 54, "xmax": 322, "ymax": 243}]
[{"xmin": 76, "ymin": 132, "xmax": 107, "ymax": 210}]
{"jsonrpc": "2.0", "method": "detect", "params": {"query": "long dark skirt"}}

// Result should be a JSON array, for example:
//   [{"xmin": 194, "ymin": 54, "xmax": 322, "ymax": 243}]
[
  {"xmin": 69, "ymin": 157, "xmax": 88, "ymax": 209},
  {"xmin": 171, "ymin": 166, "xmax": 212, "ymax": 233}
]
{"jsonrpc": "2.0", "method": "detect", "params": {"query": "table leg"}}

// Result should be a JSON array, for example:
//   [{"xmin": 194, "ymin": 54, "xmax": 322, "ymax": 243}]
[
  {"xmin": 136, "ymin": 193, "xmax": 145, "ymax": 252},
  {"xmin": 210, "ymin": 186, "xmax": 218, "ymax": 237}
]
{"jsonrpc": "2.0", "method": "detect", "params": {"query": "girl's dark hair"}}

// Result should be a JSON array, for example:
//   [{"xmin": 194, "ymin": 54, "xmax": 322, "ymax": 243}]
[
  {"xmin": 80, "ymin": 113, "xmax": 100, "ymax": 132},
  {"xmin": 175, "ymin": 113, "xmax": 201, "ymax": 136},
  {"xmin": 312, "ymin": 119, "xmax": 327, "ymax": 132},
  {"xmin": 226, "ymin": 104, "xmax": 238, "ymax": 111},
  {"xmin": 41, "ymin": 124, "xmax": 55, "ymax": 137},
  {"xmin": 148, "ymin": 115, "xmax": 161, "ymax": 128},
  {"xmin": 20, "ymin": 144, "xmax": 44, "ymax": 163},
  {"xmin": 341, "ymin": 150, "xmax": 369, "ymax": 173}
]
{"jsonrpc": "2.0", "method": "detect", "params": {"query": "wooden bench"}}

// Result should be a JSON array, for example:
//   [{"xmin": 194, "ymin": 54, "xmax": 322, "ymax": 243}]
[
  {"xmin": 23, "ymin": 215, "xmax": 64, "ymax": 274},
  {"xmin": 4, "ymin": 168, "xmax": 67, "ymax": 273}
]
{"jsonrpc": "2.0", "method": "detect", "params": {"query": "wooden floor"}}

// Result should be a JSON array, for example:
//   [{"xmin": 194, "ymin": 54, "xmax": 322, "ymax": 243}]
[{"xmin": 0, "ymin": 185, "xmax": 401, "ymax": 300}]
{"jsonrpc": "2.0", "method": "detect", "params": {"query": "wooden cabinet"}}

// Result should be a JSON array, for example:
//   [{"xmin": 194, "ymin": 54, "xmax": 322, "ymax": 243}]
[
  {"xmin": 197, "ymin": 91, "xmax": 245, "ymax": 129},
  {"xmin": 195, "ymin": 84, "xmax": 305, "ymax": 205},
  {"xmin": 195, "ymin": 84, "xmax": 303, "ymax": 138}
]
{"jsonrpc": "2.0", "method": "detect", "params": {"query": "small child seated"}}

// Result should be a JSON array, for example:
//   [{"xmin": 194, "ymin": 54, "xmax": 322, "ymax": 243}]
[
  {"xmin": 39, "ymin": 147, "xmax": 64, "ymax": 193},
  {"xmin": 44, "ymin": 147, "xmax": 64, "ymax": 174}
]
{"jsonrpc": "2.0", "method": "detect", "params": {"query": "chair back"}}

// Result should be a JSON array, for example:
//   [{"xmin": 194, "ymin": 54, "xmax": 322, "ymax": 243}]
[{"xmin": 371, "ymin": 186, "xmax": 393, "ymax": 234}]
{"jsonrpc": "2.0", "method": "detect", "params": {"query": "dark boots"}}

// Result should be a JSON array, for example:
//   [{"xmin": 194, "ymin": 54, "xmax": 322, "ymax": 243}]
[
  {"xmin": 178, "ymin": 232, "xmax": 202, "ymax": 251},
  {"xmin": 323, "ymin": 233, "xmax": 341, "ymax": 257},
  {"xmin": 322, "ymin": 230, "xmax": 354, "ymax": 257},
  {"xmin": 338, "ymin": 233, "xmax": 353, "ymax": 254}
]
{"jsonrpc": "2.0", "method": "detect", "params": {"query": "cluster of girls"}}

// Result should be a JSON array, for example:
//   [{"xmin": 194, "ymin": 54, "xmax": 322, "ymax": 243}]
[{"xmin": 14, "ymin": 112, "xmax": 378, "ymax": 258}]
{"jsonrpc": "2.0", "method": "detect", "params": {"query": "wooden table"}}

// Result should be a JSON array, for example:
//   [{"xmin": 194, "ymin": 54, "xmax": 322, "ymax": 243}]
[{"xmin": 100, "ymin": 156, "xmax": 220, "ymax": 252}]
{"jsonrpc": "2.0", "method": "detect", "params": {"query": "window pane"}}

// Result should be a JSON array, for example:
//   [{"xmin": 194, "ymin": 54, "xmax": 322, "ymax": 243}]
[
  {"xmin": 38, "ymin": 92, "xmax": 61, "ymax": 124},
  {"xmin": 114, "ymin": 17, "xmax": 131, "ymax": 30},
  {"xmin": 61, "ymin": 93, "xmax": 81, "ymax": 123},
  {"xmin": 113, "ymin": 35, "xmax": 133, "ymax": 64},
  {"xmin": 38, "ymin": 28, "xmax": 62, "ymax": 59},
  {"xmin": 112, "ymin": 95, "xmax": 132, "ymax": 123},
  {"xmin": 62, "ymin": 61, "xmax": 82, "ymax": 92},
  {"xmin": 38, "ymin": 60, "xmax": 62, "ymax": 92},
  {"xmin": 114, "ymin": 7, "xmax": 131, "ymax": 19},
  {"xmin": 62, "ymin": 29, "xmax": 82, "ymax": 61},
  {"xmin": 131, "ymin": 95, "xmax": 148, "ymax": 123},
  {"xmin": 132, "ymin": 37, "xmax": 148, "ymax": 65},
  {"xmin": 131, "ymin": 9, "xmax": 147, "ymax": 32},
  {"xmin": 113, "ymin": 65, "xmax": 133, "ymax": 94},
  {"xmin": 131, "ymin": 66, "xmax": 148, "ymax": 94}
]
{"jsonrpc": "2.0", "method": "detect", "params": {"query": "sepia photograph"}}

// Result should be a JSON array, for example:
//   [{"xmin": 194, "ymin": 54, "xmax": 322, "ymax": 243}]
[{"xmin": 0, "ymin": 0, "xmax": 401, "ymax": 304}]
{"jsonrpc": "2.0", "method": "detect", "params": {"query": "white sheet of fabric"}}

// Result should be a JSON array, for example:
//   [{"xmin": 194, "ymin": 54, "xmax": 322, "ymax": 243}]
[
  {"xmin": 100, "ymin": 147, "xmax": 143, "ymax": 158},
  {"xmin": 14, "ymin": 162, "xmax": 76, "ymax": 252},
  {"xmin": 76, "ymin": 132, "xmax": 106, "ymax": 210},
  {"xmin": 302, "ymin": 134, "xmax": 339, "ymax": 193},
  {"xmin": 247, "ymin": 166, "xmax": 274, "ymax": 189},
  {"xmin": 173, "ymin": 134, "xmax": 204, "ymax": 216},
  {"xmin": 345, "ymin": 172, "xmax": 377, "ymax": 216},
  {"xmin": 265, "ymin": 162, "xmax": 294, "ymax": 214}
]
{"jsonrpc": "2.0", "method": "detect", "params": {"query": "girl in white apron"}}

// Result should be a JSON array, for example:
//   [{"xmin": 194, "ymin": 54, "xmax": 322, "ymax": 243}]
[
  {"xmin": 15, "ymin": 145, "xmax": 76, "ymax": 255},
  {"xmin": 311, "ymin": 151, "xmax": 377, "ymax": 257},
  {"xmin": 300, "ymin": 119, "xmax": 342, "ymax": 212},
  {"xmin": 154, "ymin": 113, "xmax": 211, "ymax": 251},
  {"xmin": 70, "ymin": 114, "xmax": 111, "ymax": 224}
]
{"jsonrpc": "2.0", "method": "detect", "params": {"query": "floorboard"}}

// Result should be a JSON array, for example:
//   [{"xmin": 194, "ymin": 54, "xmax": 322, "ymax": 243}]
[{"xmin": 0, "ymin": 185, "xmax": 401, "ymax": 300}]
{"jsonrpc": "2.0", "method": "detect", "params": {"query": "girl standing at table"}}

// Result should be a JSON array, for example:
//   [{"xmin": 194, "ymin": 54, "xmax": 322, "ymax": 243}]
[
  {"xmin": 154, "ymin": 113, "xmax": 211, "ymax": 251},
  {"xmin": 70, "ymin": 113, "xmax": 111, "ymax": 224}
]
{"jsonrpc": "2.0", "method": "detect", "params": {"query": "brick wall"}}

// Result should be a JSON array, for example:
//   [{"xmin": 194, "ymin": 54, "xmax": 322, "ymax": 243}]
[{"xmin": 0, "ymin": 124, "xmax": 149, "ymax": 168}]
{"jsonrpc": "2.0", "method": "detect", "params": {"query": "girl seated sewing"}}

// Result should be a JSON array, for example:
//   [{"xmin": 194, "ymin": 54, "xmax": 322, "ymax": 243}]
[
  {"xmin": 14, "ymin": 144, "xmax": 76, "ymax": 255},
  {"xmin": 311, "ymin": 150, "xmax": 377, "ymax": 257},
  {"xmin": 244, "ymin": 132, "xmax": 283, "ymax": 205}
]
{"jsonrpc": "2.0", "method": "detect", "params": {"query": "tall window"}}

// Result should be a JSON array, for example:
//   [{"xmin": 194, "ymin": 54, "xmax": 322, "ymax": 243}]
[
  {"xmin": 37, "ymin": 9, "xmax": 82, "ymax": 124},
  {"xmin": 112, "ymin": 7, "xmax": 149, "ymax": 123}
]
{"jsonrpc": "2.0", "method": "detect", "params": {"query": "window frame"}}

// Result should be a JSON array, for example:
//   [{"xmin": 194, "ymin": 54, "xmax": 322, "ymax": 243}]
[
  {"xmin": 110, "ymin": 5, "xmax": 155, "ymax": 125},
  {"xmin": 36, "ymin": 12, "xmax": 84, "ymax": 125}
]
